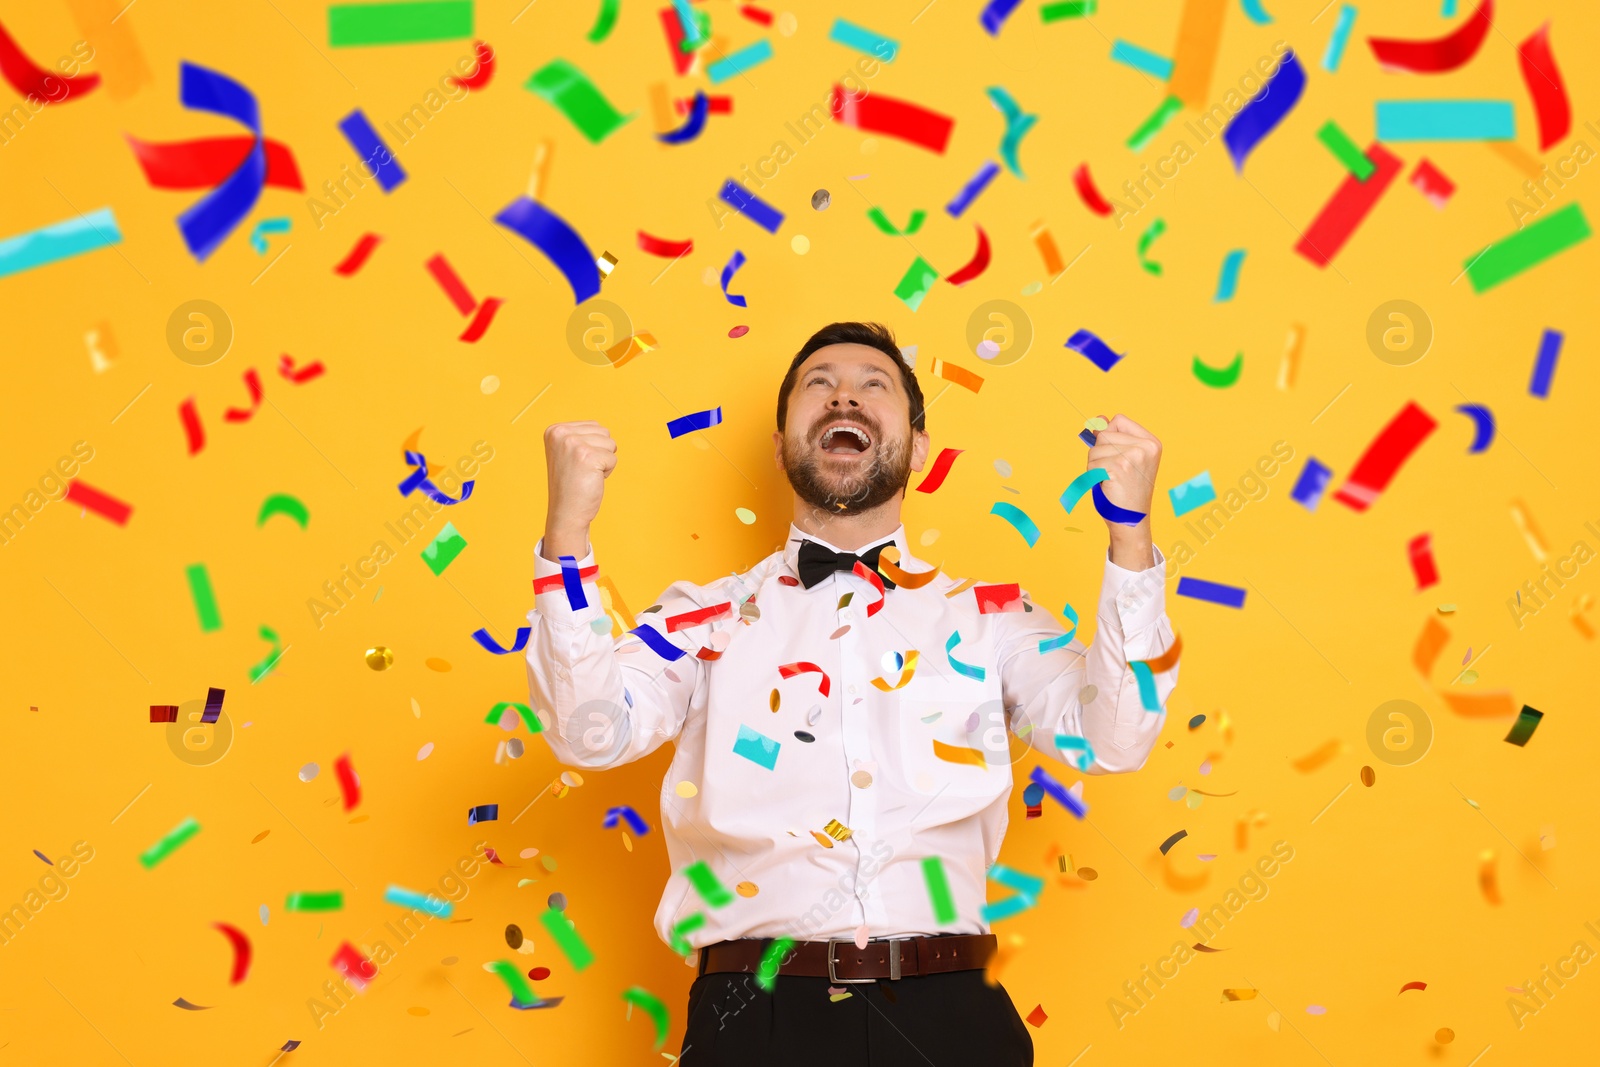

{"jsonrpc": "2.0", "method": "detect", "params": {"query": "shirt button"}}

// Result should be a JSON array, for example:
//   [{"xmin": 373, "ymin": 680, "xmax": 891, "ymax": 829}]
[{"xmin": 848, "ymin": 684, "xmax": 858, "ymax": 694}]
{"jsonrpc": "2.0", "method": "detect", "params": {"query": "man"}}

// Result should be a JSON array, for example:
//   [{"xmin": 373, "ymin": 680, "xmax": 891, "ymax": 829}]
[{"xmin": 527, "ymin": 321, "xmax": 1177, "ymax": 1065}]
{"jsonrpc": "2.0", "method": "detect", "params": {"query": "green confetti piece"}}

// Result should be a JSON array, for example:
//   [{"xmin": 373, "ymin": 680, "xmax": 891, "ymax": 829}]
[
  {"xmin": 489, "ymin": 959, "xmax": 537, "ymax": 1005},
  {"xmin": 922, "ymin": 856, "xmax": 957, "ymax": 923},
  {"xmin": 683, "ymin": 860, "xmax": 734, "ymax": 907},
  {"xmin": 421, "ymin": 521, "xmax": 468, "ymax": 576},
  {"xmin": 1041, "ymin": 0, "xmax": 1096, "ymax": 20},
  {"xmin": 1503, "ymin": 704, "xmax": 1544, "ymax": 747},
  {"xmin": 139, "ymin": 817, "xmax": 200, "ymax": 869},
  {"xmin": 586, "ymin": 0, "xmax": 620, "ymax": 42},
  {"xmin": 622, "ymin": 987, "xmax": 671, "ymax": 1048},
  {"xmin": 525, "ymin": 58, "xmax": 636, "ymax": 145},
  {"xmin": 866, "ymin": 206, "xmax": 926, "ymax": 236},
  {"xmin": 1126, "ymin": 94, "xmax": 1182, "ymax": 151},
  {"xmin": 1316, "ymin": 120, "xmax": 1374, "ymax": 180},
  {"xmin": 678, "ymin": 9, "xmax": 711, "ymax": 52},
  {"xmin": 185, "ymin": 563, "xmax": 221, "ymax": 633},
  {"xmin": 540, "ymin": 907, "xmax": 595, "ymax": 971},
  {"xmin": 248, "ymin": 624, "xmax": 283, "ymax": 684},
  {"xmin": 256, "ymin": 493, "xmax": 309, "ymax": 528},
  {"xmin": 892, "ymin": 255, "xmax": 939, "ymax": 312},
  {"xmin": 756, "ymin": 937, "xmax": 794, "ymax": 992},
  {"xmin": 1137, "ymin": 218, "xmax": 1167, "ymax": 276},
  {"xmin": 286, "ymin": 891, "xmax": 344, "ymax": 912},
  {"xmin": 328, "ymin": 1, "xmax": 473, "ymax": 46},
  {"xmin": 1191, "ymin": 351, "xmax": 1244, "ymax": 388},
  {"xmin": 669, "ymin": 912, "xmax": 706, "ymax": 955},
  {"xmin": 484, "ymin": 701, "xmax": 542, "ymax": 733},
  {"xmin": 1465, "ymin": 203, "xmax": 1592, "ymax": 294}
]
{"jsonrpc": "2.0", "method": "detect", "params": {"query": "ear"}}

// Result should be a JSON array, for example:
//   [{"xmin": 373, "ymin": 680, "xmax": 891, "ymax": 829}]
[
  {"xmin": 772, "ymin": 429, "xmax": 786, "ymax": 470},
  {"xmin": 910, "ymin": 429, "xmax": 931, "ymax": 472}
]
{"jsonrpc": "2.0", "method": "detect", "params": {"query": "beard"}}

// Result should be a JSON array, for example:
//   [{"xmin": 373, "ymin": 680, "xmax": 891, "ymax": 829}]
[{"xmin": 782, "ymin": 413, "xmax": 912, "ymax": 517}]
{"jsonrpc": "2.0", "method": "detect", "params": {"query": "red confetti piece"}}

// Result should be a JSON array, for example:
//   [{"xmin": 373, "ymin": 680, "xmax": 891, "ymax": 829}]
[
  {"xmin": 279, "ymin": 353, "xmax": 325, "ymax": 383},
  {"xmin": 1408, "ymin": 533, "xmax": 1439, "ymax": 590},
  {"xmin": 944, "ymin": 224, "xmax": 991, "ymax": 286},
  {"xmin": 334, "ymin": 753, "xmax": 360, "ymax": 811},
  {"xmin": 1073, "ymin": 162, "xmax": 1115, "ymax": 217},
  {"xmin": 659, "ymin": 9, "xmax": 697, "ymax": 76},
  {"xmin": 528, "ymin": 966, "xmax": 552, "ymax": 981},
  {"xmin": 333, "ymin": 232, "xmax": 382, "ymax": 276},
  {"xmin": 223, "ymin": 368, "xmax": 263, "ymax": 423},
  {"xmin": 448, "ymin": 40, "xmax": 496, "ymax": 92},
  {"xmin": 637, "ymin": 231, "xmax": 695, "ymax": 258},
  {"xmin": 1409, "ymin": 159, "xmax": 1455, "ymax": 210},
  {"xmin": 214, "ymin": 922, "xmax": 252, "ymax": 984},
  {"xmin": 1333, "ymin": 401, "xmax": 1438, "ymax": 512},
  {"xmin": 533, "ymin": 564, "xmax": 599, "ymax": 594},
  {"xmin": 125, "ymin": 135, "xmax": 302, "ymax": 191},
  {"xmin": 1024, "ymin": 1004, "xmax": 1048, "ymax": 1028},
  {"xmin": 426, "ymin": 253, "xmax": 478, "ymax": 316},
  {"xmin": 65, "ymin": 480, "xmax": 133, "ymax": 526},
  {"xmin": 728, "ymin": 325, "xmax": 750, "ymax": 338},
  {"xmin": 1295, "ymin": 143, "xmax": 1403, "ymax": 267},
  {"xmin": 914, "ymin": 447, "xmax": 964, "ymax": 494},
  {"xmin": 851, "ymin": 561, "xmax": 887, "ymax": 617},
  {"xmin": 739, "ymin": 4, "xmax": 774, "ymax": 26},
  {"xmin": 778, "ymin": 661, "xmax": 831, "ymax": 697},
  {"xmin": 829, "ymin": 84, "xmax": 954, "ymax": 154},
  {"xmin": 1399, "ymin": 981, "xmax": 1428, "ymax": 994},
  {"xmin": 179, "ymin": 396, "xmax": 205, "ymax": 456},
  {"xmin": 459, "ymin": 297, "xmax": 504, "ymax": 343},
  {"xmin": 1516, "ymin": 23, "xmax": 1569, "ymax": 151},
  {"xmin": 330, "ymin": 941, "xmax": 377, "ymax": 989},
  {"xmin": 675, "ymin": 95, "xmax": 732, "ymax": 114},
  {"xmin": 0, "ymin": 18, "xmax": 99, "ymax": 101},
  {"xmin": 1368, "ymin": 0, "xmax": 1492, "ymax": 73},
  {"xmin": 665, "ymin": 601, "xmax": 733, "ymax": 632},
  {"xmin": 975, "ymin": 583, "xmax": 1025, "ymax": 614}
]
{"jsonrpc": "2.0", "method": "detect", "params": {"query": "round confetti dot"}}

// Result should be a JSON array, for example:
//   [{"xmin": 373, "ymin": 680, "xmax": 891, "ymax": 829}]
[
  {"xmin": 560, "ymin": 771, "xmax": 583, "ymax": 788},
  {"xmin": 777, "ymin": 11, "xmax": 798, "ymax": 35},
  {"xmin": 1080, "ymin": 685, "xmax": 1098, "ymax": 704},
  {"xmin": 590, "ymin": 617, "xmax": 612, "ymax": 634},
  {"xmin": 349, "ymin": 815, "xmax": 370, "ymax": 824},
  {"xmin": 1360, "ymin": 765, "xmax": 1376, "ymax": 786},
  {"xmin": 408, "ymin": 1006, "xmax": 430, "ymax": 1016},
  {"xmin": 1020, "ymin": 280, "xmax": 1043, "ymax": 296},
  {"xmin": 794, "ymin": 730, "xmax": 816, "ymax": 743},
  {"xmin": 977, "ymin": 340, "xmax": 1001, "ymax": 360},
  {"xmin": 860, "ymin": 136, "xmax": 878, "ymax": 154},
  {"xmin": 1077, "ymin": 867, "xmax": 1098, "ymax": 880},
  {"xmin": 480, "ymin": 375, "xmax": 500, "ymax": 394},
  {"xmin": 417, "ymin": 742, "xmax": 434, "ymax": 760},
  {"xmin": 251, "ymin": 830, "xmax": 271, "ymax": 844},
  {"xmin": 729, "ymin": 325, "xmax": 750, "ymax": 338},
  {"xmin": 881, "ymin": 650, "xmax": 904, "ymax": 673},
  {"xmin": 1306, "ymin": 1005, "xmax": 1327, "ymax": 1015},
  {"xmin": 676, "ymin": 780, "xmax": 699, "ymax": 798},
  {"xmin": 1180, "ymin": 908, "xmax": 1199, "ymax": 928},
  {"xmin": 791, "ymin": 234, "xmax": 811, "ymax": 255},
  {"xmin": 736, "ymin": 881, "xmax": 760, "ymax": 898},
  {"xmin": 691, "ymin": 435, "xmax": 711, "ymax": 451},
  {"xmin": 769, "ymin": 689, "xmax": 781, "ymax": 713},
  {"xmin": 994, "ymin": 458, "xmax": 1012, "ymax": 477},
  {"xmin": 829, "ymin": 625, "xmax": 851, "ymax": 639},
  {"xmin": 506, "ymin": 924, "xmax": 523, "ymax": 949},
  {"xmin": 622, "ymin": 831, "xmax": 633, "ymax": 852},
  {"xmin": 1185, "ymin": 793, "xmax": 1203, "ymax": 809},
  {"xmin": 1198, "ymin": 760, "xmax": 1212, "ymax": 776},
  {"xmin": 811, "ymin": 188, "xmax": 831, "ymax": 210},
  {"xmin": 519, "ymin": 848, "xmax": 539, "ymax": 859},
  {"xmin": 851, "ymin": 770, "xmax": 874, "ymax": 789},
  {"xmin": 1188, "ymin": 714, "xmax": 1206, "ymax": 730},
  {"xmin": 811, "ymin": 830, "xmax": 835, "ymax": 848},
  {"xmin": 740, "ymin": 600, "xmax": 761, "ymax": 621},
  {"xmin": 1435, "ymin": 1028, "xmax": 1454, "ymax": 1044},
  {"xmin": 701, "ymin": 266, "xmax": 718, "ymax": 286},
  {"xmin": 425, "ymin": 657, "xmax": 451, "ymax": 672},
  {"xmin": 548, "ymin": 892, "xmax": 567, "ymax": 911},
  {"xmin": 735, "ymin": 507, "xmax": 757, "ymax": 524},
  {"xmin": 529, "ymin": 966, "xmax": 552, "ymax": 981},
  {"xmin": 441, "ymin": 956, "xmax": 458, "ymax": 966},
  {"xmin": 298, "ymin": 763, "xmax": 320, "ymax": 782},
  {"xmin": 365, "ymin": 646, "xmax": 394, "ymax": 670},
  {"xmin": 260, "ymin": 904, "xmax": 270, "ymax": 924},
  {"xmin": 540, "ymin": 856, "xmax": 558, "ymax": 872},
  {"xmin": 1168, "ymin": 785, "xmax": 1188, "ymax": 801},
  {"xmin": 410, "ymin": 698, "xmax": 421, "ymax": 718},
  {"xmin": 920, "ymin": 528, "xmax": 940, "ymax": 546},
  {"xmin": 507, "ymin": 738, "xmax": 525, "ymax": 758}
]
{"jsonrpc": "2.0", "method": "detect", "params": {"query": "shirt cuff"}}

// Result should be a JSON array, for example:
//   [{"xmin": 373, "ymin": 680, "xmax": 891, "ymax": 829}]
[
  {"xmin": 533, "ymin": 537, "xmax": 606, "ymax": 626},
  {"xmin": 1099, "ymin": 544, "xmax": 1169, "ymax": 642}
]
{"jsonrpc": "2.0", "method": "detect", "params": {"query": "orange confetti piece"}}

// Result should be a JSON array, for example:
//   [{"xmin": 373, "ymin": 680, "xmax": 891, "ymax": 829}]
[
  {"xmin": 1479, "ymin": 849, "xmax": 1501, "ymax": 904},
  {"xmin": 929, "ymin": 356, "xmax": 984, "ymax": 393},
  {"xmin": 932, "ymin": 740, "xmax": 988, "ymax": 768},
  {"xmin": 1291, "ymin": 739, "xmax": 1342, "ymax": 772}
]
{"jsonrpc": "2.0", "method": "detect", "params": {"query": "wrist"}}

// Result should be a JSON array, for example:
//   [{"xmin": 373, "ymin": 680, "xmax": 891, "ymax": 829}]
[
  {"xmin": 542, "ymin": 524, "xmax": 591, "ymax": 561},
  {"xmin": 1107, "ymin": 524, "xmax": 1154, "ymax": 570}
]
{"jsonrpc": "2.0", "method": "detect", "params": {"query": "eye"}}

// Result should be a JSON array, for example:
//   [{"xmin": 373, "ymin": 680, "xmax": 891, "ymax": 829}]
[{"xmin": 807, "ymin": 376, "xmax": 828, "ymax": 386}]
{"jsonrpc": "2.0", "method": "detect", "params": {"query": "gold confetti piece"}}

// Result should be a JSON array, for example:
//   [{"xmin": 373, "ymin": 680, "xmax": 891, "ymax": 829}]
[
  {"xmin": 1291, "ymin": 739, "xmax": 1342, "ymax": 772},
  {"xmin": 623, "ymin": 831, "xmax": 633, "ymax": 852},
  {"xmin": 736, "ymin": 881, "xmax": 759, "ymax": 897},
  {"xmin": 1436, "ymin": 1027, "xmax": 1455, "ymax": 1044},
  {"xmin": 1267, "ymin": 1010, "xmax": 1282, "ymax": 1032},
  {"xmin": 1078, "ymin": 867, "xmax": 1098, "ymax": 881},
  {"xmin": 425, "ymin": 657, "xmax": 451, "ymax": 672},
  {"xmin": 829, "ymin": 991, "xmax": 854, "ymax": 1002},
  {"xmin": 1222, "ymin": 988, "xmax": 1258, "ymax": 1002},
  {"xmin": 1509, "ymin": 499, "xmax": 1549, "ymax": 562},
  {"xmin": 1278, "ymin": 323, "xmax": 1304, "ymax": 390},
  {"xmin": 811, "ymin": 830, "xmax": 835, "ymax": 849},
  {"xmin": 605, "ymin": 332, "xmax": 658, "ymax": 369},
  {"xmin": 251, "ymin": 830, "xmax": 270, "ymax": 843},
  {"xmin": 675, "ymin": 780, "xmax": 698, "ymax": 798},
  {"xmin": 1236, "ymin": 810, "xmax": 1269, "ymax": 851},
  {"xmin": 365, "ymin": 646, "xmax": 394, "ymax": 670},
  {"xmin": 411, "ymin": 697, "xmax": 422, "ymax": 718},
  {"xmin": 1480, "ymin": 849, "xmax": 1501, "ymax": 904},
  {"xmin": 1360, "ymin": 765, "xmax": 1376, "ymax": 787},
  {"xmin": 528, "ymin": 139, "xmax": 554, "ymax": 199},
  {"xmin": 1573, "ymin": 594, "xmax": 1595, "ymax": 639},
  {"xmin": 769, "ymin": 689, "xmax": 781, "ymax": 712},
  {"xmin": 597, "ymin": 251, "xmax": 618, "ymax": 278},
  {"xmin": 1437, "ymin": 603, "xmax": 1456, "ymax": 613},
  {"xmin": 823, "ymin": 819, "xmax": 853, "ymax": 842},
  {"xmin": 984, "ymin": 933, "xmax": 1024, "ymax": 988}
]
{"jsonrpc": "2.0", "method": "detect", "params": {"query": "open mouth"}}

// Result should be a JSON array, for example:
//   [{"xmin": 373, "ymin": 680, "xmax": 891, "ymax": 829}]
[{"xmin": 818, "ymin": 422, "xmax": 873, "ymax": 456}]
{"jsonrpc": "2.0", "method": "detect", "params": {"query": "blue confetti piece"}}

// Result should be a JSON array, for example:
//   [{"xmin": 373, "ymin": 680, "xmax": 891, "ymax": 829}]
[
  {"xmin": 946, "ymin": 160, "xmax": 1001, "ymax": 218},
  {"xmin": 384, "ymin": 885, "xmax": 453, "ymax": 918},
  {"xmin": 1290, "ymin": 457, "xmax": 1333, "ymax": 511},
  {"xmin": 1322, "ymin": 5, "xmax": 1357, "ymax": 72},
  {"xmin": 629, "ymin": 623, "xmax": 686, "ymax": 661},
  {"xmin": 732, "ymin": 723, "xmax": 781, "ymax": 770},
  {"xmin": 1037, "ymin": 602, "xmax": 1078, "ymax": 655},
  {"xmin": 1078, "ymin": 428, "xmax": 1098, "ymax": 447},
  {"xmin": 558, "ymin": 554, "xmax": 588, "ymax": 610},
  {"xmin": 1530, "ymin": 328, "xmax": 1563, "ymax": 398},
  {"xmin": 829, "ymin": 18, "xmax": 898, "ymax": 60},
  {"xmin": 1455, "ymin": 404, "xmax": 1495, "ymax": 453},
  {"xmin": 0, "ymin": 207, "xmax": 122, "ymax": 280},
  {"xmin": 666, "ymin": 406, "xmax": 723, "ymax": 439},
  {"xmin": 1176, "ymin": 577, "xmax": 1247, "ymax": 609},
  {"xmin": 471, "ymin": 627, "xmax": 531, "ymax": 654},
  {"xmin": 1169, "ymin": 471, "xmax": 1217, "ymax": 517},
  {"xmin": 1110, "ymin": 40, "xmax": 1174, "ymax": 80},
  {"xmin": 989, "ymin": 501, "xmax": 1041, "ymax": 548},
  {"xmin": 338, "ymin": 108, "xmax": 407, "ymax": 192},
  {"xmin": 249, "ymin": 216, "xmax": 291, "ymax": 255},
  {"xmin": 1213, "ymin": 249, "xmax": 1246, "ymax": 302},
  {"xmin": 658, "ymin": 90, "xmax": 709, "ymax": 144},
  {"xmin": 1065, "ymin": 329, "xmax": 1124, "ymax": 372},
  {"xmin": 720, "ymin": 250, "xmax": 748, "ymax": 306},
  {"xmin": 718, "ymin": 178, "xmax": 785, "ymax": 233},
  {"xmin": 603, "ymin": 805, "xmax": 651, "ymax": 835},
  {"xmin": 1375, "ymin": 101, "xmax": 1515, "ymax": 142},
  {"xmin": 398, "ymin": 450, "xmax": 474, "ymax": 505},
  {"xmin": 1091, "ymin": 482, "xmax": 1146, "ymax": 527},
  {"xmin": 175, "ymin": 63, "xmax": 267, "ymax": 261},
  {"xmin": 707, "ymin": 38, "xmax": 773, "ymax": 83},
  {"xmin": 1223, "ymin": 50, "xmax": 1306, "ymax": 171},
  {"xmin": 1029, "ymin": 765, "xmax": 1087, "ymax": 818},
  {"xmin": 495, "ymin": 196, "xmax": 602, "ymax": 304},
  {"xmin": 987, "ymin": 87, "xmax": 1038, "ymax": 177},
  {"xmin": 467, "ymin": 804, "xmax": 499, "ymax": 824},
  {"xmin": 979, "ymin": 0, "xmax": 1025, "ymax": 35}
]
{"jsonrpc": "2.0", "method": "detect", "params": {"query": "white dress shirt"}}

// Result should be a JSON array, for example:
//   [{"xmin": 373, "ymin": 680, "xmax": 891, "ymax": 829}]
[{"xmin": 525, "ymin": 522, "xmax": 1177, "ymax": 949}]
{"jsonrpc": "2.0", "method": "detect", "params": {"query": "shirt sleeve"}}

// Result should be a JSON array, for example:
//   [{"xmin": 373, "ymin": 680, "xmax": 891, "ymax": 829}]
[
  {"xmin": 525, "ymin": 537, "xmax": 704, "ymax": 769},
  {"xmin": 995, "ymin": 545, "xmax": 1178, "ymax": 774}
]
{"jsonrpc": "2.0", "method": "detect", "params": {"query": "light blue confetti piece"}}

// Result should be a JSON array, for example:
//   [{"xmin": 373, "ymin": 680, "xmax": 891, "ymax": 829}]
[
  {"xmin": 1213, "ymin": 249, "xmax": 1246, "ymax": 302},
  {"xmin": 707, "ymin": 39, "xmax": 774, "ymax": 84},
  {"xmin": 1442, "ymin": 0, "xmax": 1457, "ymax": 15},
  {"xmin": 988, "ymin": 863, "xmax": 1044, "ymax": 899},
  {"xmin": 732, "ymin": 723, "xmax": 781, "ymax": 770},
  {"xmin": 1322, "ymin": 5, "xmax": 1357, "ymax": 73},
  {"xmin": 979, "ymin": 893, "xmax": 1036, "ymax": 923},
  {"xmin": 1168, "ymin": 471, "xmax": 1217, "ymax": 517},
  {"xmin": 828, "ymin": 18, "xmax": 898, "ymax": 61},
  {"xmin": 384, "ymin": 885, "xmax": 454, "ymax": 918},
  {"xmin": 0, "ymin": 207, "xmax": 122, "ymax": 280},
  {"xmin": 1240, "ymin": 0, "xmax": 1274, "ymax": 24},
  {"xmin": 1110, "ymin": 39, "xmax": 1174, "ymax": 80},
  {"xmin": 1376, "ymin": 101, "xmax": 1514, "ymax": 142}
]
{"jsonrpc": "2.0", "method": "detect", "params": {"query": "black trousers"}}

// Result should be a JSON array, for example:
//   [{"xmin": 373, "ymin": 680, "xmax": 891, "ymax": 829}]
[{"xmin": 679, "ymin": 968, "xmax": 1033, "ymax": 1066}]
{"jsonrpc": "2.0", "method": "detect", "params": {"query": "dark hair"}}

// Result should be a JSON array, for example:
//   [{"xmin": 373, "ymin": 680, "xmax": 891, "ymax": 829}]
[{"xmin": 776, "ymin": 321, "xmax": 926, "ymax": 434}]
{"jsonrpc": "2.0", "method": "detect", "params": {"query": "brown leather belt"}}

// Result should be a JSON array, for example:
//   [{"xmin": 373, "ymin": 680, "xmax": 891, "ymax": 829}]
[{"xmin": 698, "ymin": 934, "xmax": 996, "ymax": 983}]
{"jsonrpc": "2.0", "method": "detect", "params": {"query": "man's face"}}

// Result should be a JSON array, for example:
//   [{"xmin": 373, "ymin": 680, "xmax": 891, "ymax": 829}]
[{"xmin": 773, "ymin": 344, "xmax": 929, "ymax": 518}]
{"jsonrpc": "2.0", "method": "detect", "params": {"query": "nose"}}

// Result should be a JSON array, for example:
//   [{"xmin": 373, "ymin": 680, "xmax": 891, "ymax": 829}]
[{"xmin": 828, "ymin": 394, "xmax": 860, "ymax": 409}]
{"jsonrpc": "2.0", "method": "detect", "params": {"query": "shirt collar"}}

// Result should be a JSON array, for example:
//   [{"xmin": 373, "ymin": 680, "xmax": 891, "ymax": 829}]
[{"xmin": 782, "ymin": 522, "xmax": 914, "ymax": 578}]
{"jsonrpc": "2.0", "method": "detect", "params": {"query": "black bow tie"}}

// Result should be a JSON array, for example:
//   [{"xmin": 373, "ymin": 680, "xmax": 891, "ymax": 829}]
[{"xmin": 796, "ymin": 539, "xmax": 898, "ymax": 591}]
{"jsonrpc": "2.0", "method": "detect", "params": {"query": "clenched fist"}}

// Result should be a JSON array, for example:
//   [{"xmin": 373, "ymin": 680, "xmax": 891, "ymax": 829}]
[
  {"xmin": 1087, "ymin": 413, "xmax": 1161, "ymax": 571},
  {"xmin": 542, "ymin": 421, "xmax": 617, "ymax": 559}
]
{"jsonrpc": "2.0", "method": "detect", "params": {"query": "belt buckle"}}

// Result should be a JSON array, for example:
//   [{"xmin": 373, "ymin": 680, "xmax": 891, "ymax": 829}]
[{"xmin": 826, "ymin": 939, "xmax": 879, "ymax": 984}]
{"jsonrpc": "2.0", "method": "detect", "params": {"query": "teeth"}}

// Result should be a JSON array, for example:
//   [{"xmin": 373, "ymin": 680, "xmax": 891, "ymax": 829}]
[{"xmin": 822, "ymin": 425, "xmax": 870, "ymax": 449}]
